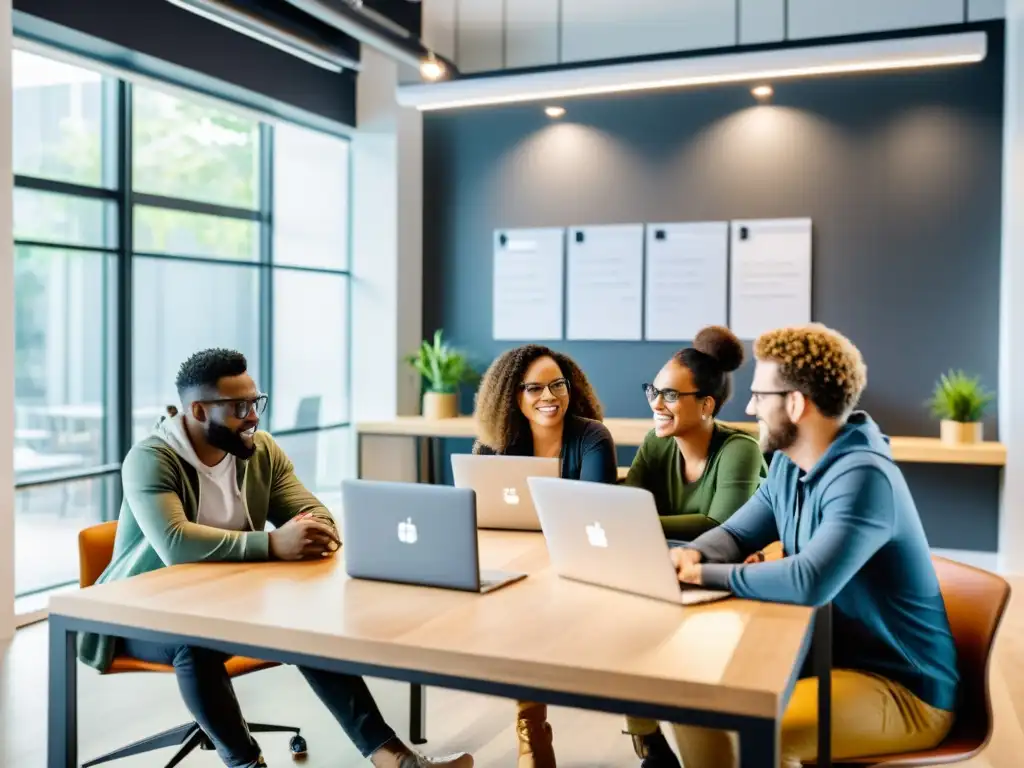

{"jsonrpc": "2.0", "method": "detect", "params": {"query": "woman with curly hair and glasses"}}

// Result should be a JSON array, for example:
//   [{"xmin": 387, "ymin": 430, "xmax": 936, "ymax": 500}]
[{"xmin": 472, "ymin": 344, "xmax": 618, "ymax": 768}]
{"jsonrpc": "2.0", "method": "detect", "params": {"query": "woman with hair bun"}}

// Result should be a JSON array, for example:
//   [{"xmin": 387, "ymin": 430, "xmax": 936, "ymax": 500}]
[{"xmin": 621, "ymin": 325, "xmax": 768, "ymax": 768}]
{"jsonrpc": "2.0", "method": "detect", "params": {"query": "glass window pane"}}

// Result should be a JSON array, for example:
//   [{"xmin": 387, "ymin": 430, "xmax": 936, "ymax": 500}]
[
  {"xmin": 133, "ymin": 85, "xmax": 260, "ymax": 209},
  {"xmin": 13, "ymin": 50, "xmax": 110, "ymax": 187},
  {"xmin": 132, "ymin": 257, "xmax": 261, "ymax": 441},
  {"xmin": 15, "ymin": 246, "xmax": 114, "ymax": 479},
  {"xmin": 273, "ymin": 123, "xmax": 349, "ymax": 270},
  {"xmin": 134, "ymin": 206, "xmax": 259, "ymax": 261},
  {"xmin": 271, "ymin": 270, "xmax": 348, "ymax": 431},
  {"xmin": 271, "ymin": 427, "xmax": 349, "ymax": 515},
  {"xmin": 14, "ymin": 188, "xmax": 116, "ymax": 248},
  {"xmin": 15, "ymin": 474, "xmax": 118, "ymax": 595}
]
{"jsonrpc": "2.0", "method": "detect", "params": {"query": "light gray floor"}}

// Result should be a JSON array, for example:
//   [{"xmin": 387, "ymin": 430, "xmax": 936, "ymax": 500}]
[{"xmin": 0, "ymin": 621, "xmax": 644, "ymax": 767}]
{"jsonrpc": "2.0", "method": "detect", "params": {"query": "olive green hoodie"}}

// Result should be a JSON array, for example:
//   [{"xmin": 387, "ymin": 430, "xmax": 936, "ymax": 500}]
[{"xmin": 76, "ymin": 417, "xmax": 337, "ymax": 673}]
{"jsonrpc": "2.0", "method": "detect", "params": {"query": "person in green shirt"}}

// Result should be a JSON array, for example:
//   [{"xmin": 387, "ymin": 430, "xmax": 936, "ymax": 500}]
[
  {"xmin": 622, "ymin": 325, "xmax": 768, "ymax": 768},
  {"xmin": 77, "ymin": 349, "xmax": 474, "ymax": 768}
]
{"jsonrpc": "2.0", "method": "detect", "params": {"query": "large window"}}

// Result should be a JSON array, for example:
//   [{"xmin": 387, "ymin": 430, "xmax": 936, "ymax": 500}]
[{"xmin": 12, "ymin": 47, "xmax": 352, "ymax": 598}]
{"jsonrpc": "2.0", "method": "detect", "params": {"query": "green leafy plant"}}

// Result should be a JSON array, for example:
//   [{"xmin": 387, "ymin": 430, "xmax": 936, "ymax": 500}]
[
  {"xmin": 405, "ymin": 329, "xmax": 477, "ymax": 394},
  {"xmin": 927, "ymin": 369, "xmax": 995, "ymax": 423}
]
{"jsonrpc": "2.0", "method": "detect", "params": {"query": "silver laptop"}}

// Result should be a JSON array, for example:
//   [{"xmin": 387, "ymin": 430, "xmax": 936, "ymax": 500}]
[
  {"xmin": 527, "ymin": 477, "xmax": 732, "ymax": 606},
  {"xmin": 340, "ymin": 479, "xmax": 527, "ymax": 594},
  {"xmin": 450, "ymin": 454, "xmax": 560, "ymax": 531}
]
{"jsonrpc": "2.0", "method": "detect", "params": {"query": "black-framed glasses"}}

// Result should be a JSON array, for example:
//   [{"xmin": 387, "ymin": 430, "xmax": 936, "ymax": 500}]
[
  {"xmin": 520, "ymin": 378, "xmax": 569, "ymax": 398},
  {"xmin": 199, "ymin": 394, "xmax": 269, "ymax": 419},
  {"xmin": 643, "ymin": 383, "xmax": 702, "ymax": 404},
  {"xmin": 749, "ymin": 390, "xmax": 793, "ymax": 404}
]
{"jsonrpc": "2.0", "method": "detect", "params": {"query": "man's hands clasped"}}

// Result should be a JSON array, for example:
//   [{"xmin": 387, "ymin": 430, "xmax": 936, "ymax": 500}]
[{"xmin": 269, "ymin": 512, "xmax": 341, "ymax": 561}]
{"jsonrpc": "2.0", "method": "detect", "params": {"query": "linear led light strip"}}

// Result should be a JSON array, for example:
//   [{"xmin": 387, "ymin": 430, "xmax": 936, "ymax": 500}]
[{"xmin": 397, "ymin": 31, "xmax": 986, "ymax": 111}]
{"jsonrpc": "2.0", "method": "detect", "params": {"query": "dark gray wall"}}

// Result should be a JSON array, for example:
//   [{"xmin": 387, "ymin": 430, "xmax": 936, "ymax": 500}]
[{"xmin": 423, "ymin": 23, "xmax": 1005, "ymax": 552}]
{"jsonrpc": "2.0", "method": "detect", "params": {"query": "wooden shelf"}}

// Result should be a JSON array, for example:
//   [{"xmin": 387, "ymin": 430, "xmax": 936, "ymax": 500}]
[{"xmin": 355, "ymin": 417, "xmax": 1006, "ymax": 467}]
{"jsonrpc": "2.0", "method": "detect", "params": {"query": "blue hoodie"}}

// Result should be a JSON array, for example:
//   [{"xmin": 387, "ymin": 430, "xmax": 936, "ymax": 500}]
[{"xmin": 694, "ymin": 411, "xmax": 959, "ymax": 712}]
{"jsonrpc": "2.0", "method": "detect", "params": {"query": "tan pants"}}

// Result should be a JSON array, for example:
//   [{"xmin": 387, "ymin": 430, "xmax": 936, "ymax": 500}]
[{"xmin": 670, "ymin": 670, "xmax": 954, "ymax": 768}]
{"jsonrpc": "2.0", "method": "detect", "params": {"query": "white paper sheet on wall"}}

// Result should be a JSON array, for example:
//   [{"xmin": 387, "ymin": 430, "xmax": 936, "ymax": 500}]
[
  {"xmin": 566, "ymin": 224, "xmax": 644, "ymax": 341},
  {"xmin": 644, "ymin": 222, "xmax": 729, "ymax": 341},
  {"xmin": 729, "ymin": 218, "xmax": 813, "ymax": 339},
  {"xmin": 492, "ymin": 227, "xmax": 565, "ymax": 341}
]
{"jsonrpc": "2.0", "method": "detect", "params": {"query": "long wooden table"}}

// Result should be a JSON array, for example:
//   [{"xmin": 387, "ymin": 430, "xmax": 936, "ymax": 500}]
[
  {"xmin": 356, "ymin": 416, "xmax": 1008, "ymax": 467},
  {"xmin": 46, "ymin": 532, "xmax": 824, "ymax": 768}
]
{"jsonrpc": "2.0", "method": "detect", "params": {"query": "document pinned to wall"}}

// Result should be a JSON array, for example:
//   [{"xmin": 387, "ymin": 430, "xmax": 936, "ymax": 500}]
[
  {"xmin": 566, "ymin": 224, "xmax": 644, "ymax": 341},
  {"xmin": 492, "ymin": 227, "xmax": 565, "ymax": 341},
  {"xmin": 644, "ymin": 222, "xmax": 729, "ymax": 341},
  {"xmin": 729, "ymin": 218, "xmax": 813, "ymax": 339}
]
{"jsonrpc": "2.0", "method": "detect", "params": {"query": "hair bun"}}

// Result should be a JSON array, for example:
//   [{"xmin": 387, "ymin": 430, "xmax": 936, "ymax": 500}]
[{"xmin": 693, "ymin": 325, "xmax": 744, "ymax": 373}]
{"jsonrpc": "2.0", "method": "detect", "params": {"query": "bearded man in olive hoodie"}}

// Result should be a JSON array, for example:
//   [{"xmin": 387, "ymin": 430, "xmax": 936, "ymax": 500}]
[{"xmin": 78, "ymin": 348, "xmax": 473, "ymax": 768}]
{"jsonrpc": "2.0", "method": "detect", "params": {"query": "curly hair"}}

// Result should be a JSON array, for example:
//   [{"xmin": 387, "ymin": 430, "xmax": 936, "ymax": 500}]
[
  {"xmin": 473, "ymin": 345, "xmax": 603, "ymax": 453},
  {"xmin": 753, "ymin": 324, "xmax": 867, "ymax": 419},
  {"xmin": 175, "ymin": 348, "xmax": 248, "ymax": 401}
]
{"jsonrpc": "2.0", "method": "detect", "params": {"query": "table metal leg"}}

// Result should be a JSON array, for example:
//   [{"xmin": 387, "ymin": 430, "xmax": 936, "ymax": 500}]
[
  {"xmin": 410, "ymin": 683, "xmax": 427, "ymax": 744},
  {"xmin": 410, "ymin": 436, "xmax": 431, "ymax": 744},
  {"xmin": 739, "ymin": 717, "xmax": 779, "ymax": 768},
  {"xmin": 47, "ymin": 615, "xmax": 77, "ymax": 768},
  {"xmin": 814, "ymin": 603, "xmax": 833, "ymax": 768}
]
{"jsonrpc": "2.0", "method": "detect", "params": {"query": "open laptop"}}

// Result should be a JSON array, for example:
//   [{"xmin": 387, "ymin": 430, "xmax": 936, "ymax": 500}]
[
  {"xmin": 527, "ymin": 477, "xmax": 732, "ymax": 606},
  {"xmin": 450, "ymin": 454, "xmax": 560, "ymax": 531},
  {"xmin": 340, "ymin": 479, "xmax": 527, "ymax": 594}
]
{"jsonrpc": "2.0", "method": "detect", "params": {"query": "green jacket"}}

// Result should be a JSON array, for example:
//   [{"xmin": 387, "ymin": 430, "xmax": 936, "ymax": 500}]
[
  {"xmin": 77, "ymin": 428, "xmax": 337, "ymax": 673},
  {"xmin": 625, "ymin": 422, "xmax": 767, "ymax": 540}
]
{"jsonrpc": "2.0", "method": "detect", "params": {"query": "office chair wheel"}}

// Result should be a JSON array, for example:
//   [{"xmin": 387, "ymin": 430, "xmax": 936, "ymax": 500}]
[{"xmin": 289, "ymin": 734, "xmax": 308, "ymax": 757}]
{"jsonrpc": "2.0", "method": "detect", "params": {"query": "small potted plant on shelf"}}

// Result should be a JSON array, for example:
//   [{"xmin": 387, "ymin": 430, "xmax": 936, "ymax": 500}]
[
  {"xmin": 926, "ymin": 369, "xmax": 995, "ymax": 445},
  {"xmin": 405, "ymin": 329, "xmax": 477, "ymax": 420}
]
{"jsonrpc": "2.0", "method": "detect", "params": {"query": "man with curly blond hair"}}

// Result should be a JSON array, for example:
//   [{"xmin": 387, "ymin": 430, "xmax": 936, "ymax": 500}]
[{"xmin": 668, "ymin": 324, "xmax": 959, "ymax": 768}]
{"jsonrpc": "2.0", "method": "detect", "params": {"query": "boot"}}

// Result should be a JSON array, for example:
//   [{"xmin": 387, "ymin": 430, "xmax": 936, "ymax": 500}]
[
  {"xmin": 628, "ymin": 726, "xmax": 681, "ymax": 768},
  {"xmin": 516, "ymin": 701, "xmax": 555, "ymax": 768}
]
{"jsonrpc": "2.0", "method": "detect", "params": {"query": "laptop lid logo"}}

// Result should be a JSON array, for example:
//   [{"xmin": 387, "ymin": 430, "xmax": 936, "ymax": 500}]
[
  {"xmin": 502, "ymin": 487, "xmax": 520, "ymax": 505},
  {"xmin": 398, "ymin": 517, "xmax": 418, "ymax": 544},
  {"xmin": 585, "ymin": 522, "xmax": 608, "ymax": 548}
]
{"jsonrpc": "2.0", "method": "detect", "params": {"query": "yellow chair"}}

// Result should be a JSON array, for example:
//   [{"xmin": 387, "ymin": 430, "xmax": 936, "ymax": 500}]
[{"xmin": 78, "ymin": 521, "xmax": 308, "ymax": 767}]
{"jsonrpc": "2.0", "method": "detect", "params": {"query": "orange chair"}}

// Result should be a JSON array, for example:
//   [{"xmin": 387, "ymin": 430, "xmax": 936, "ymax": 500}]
[
  {"xmin": 809, "ymin": 555, "xmax": 1010, "ymax": 767},
  {"xmin": 78, "ymin": 521, "xmax": 308, "ymax": 767}
]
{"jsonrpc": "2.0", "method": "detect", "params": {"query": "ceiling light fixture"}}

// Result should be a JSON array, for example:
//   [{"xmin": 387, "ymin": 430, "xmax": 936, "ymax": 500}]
[
  {"xmin": 166, "ymin": 0, "xmax": 360, "ymax": 73},
  {"xmin": 283, "ymin": 0, "xmax": 457, "ymax": 81},
  {"xmin": 397, "ymin": 31, "xmax": 985, "ymax": 111}
]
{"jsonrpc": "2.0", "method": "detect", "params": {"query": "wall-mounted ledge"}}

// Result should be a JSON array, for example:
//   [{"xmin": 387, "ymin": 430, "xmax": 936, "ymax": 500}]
[
  {"xmin": 395, "ymin": 30, "xmax": 987, "ymax": 111},
  {"xmin": 356, "ymin": 417, "xmax": 1007, "ymax": 467}
]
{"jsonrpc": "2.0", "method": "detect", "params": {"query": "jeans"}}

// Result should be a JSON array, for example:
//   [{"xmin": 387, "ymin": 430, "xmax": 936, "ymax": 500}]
[{"xmin": 120, "ymin": 638, "xmax": 398, "ymax": 768}]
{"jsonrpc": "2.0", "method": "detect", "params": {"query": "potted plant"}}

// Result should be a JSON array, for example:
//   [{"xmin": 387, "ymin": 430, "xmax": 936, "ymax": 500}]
[
  {"xmin": 926, "ymin": 369, "xmax": 995, "ymax": 445},
  {"xmin": 405, "ymin": 329, "xmax": 476, "ymax": 419}
]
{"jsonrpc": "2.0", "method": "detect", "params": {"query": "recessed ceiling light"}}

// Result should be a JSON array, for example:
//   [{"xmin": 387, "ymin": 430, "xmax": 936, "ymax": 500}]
[
  {"xmin": 544, "ymin": 105, "xmax": 566, "ymax": 118},
  {"xmin": 752, "ymin": 84, "xmax": 773, "ymax": 99}
]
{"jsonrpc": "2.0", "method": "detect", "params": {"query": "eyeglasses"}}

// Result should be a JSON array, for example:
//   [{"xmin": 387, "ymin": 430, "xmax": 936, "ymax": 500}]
[
  {"xmin": 643, "ymin": 383, "xmax": 702, "ymax": 404},
  {"xmin": 749, "ymin": 390, "xmax": 793, "ymax": 404},
  {"xmin": 199, "ymin": 394, "xmax": 268, "ymax": 419},
  {"xmin": 520, "ymin": 378, "xmax": 569, "ymax": 398}
]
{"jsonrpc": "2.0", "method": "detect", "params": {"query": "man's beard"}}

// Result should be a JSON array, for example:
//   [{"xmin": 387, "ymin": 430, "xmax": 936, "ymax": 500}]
[
  {"xmin": 207, "ymin": 421, "xmax": 256, "ymax": 459},
  {"xmin": 761, "ymin": 416, "xmax": 799, "ymax": 455}
]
